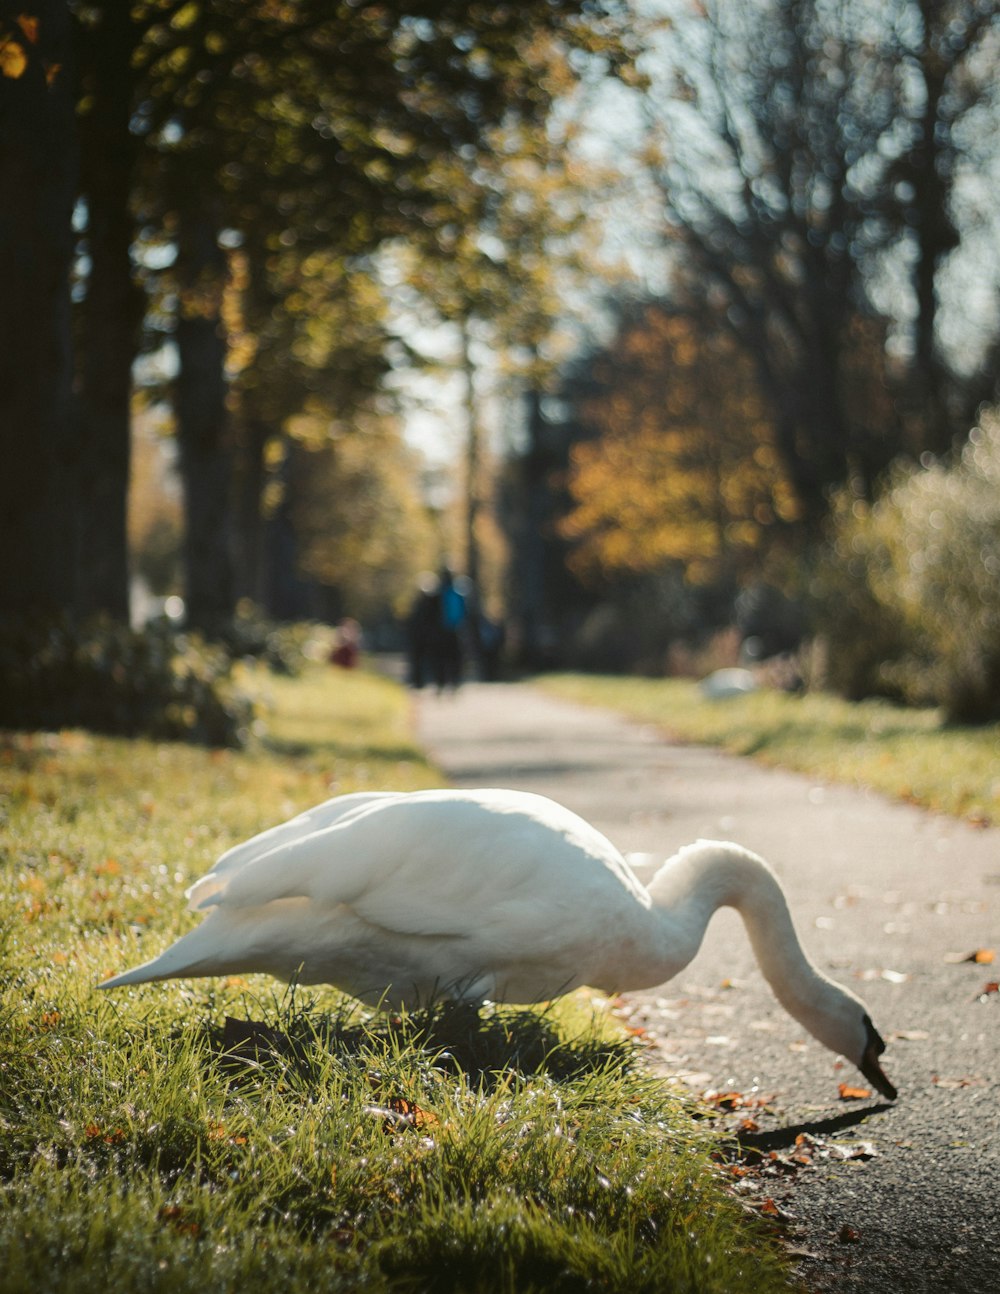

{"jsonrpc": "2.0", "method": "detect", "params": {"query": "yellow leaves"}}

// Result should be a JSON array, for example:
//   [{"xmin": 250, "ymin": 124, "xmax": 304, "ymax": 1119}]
[
  {"xmin": 1, "ymin": 16, "xmax": 61, "ymax": 84},
  {"xmin": 561, "ymin": 303, "xmax": 797, "ymax": 583},
  {"xmin": 0, "ymin": 35, "xmax": 27, "ymax": 79}
]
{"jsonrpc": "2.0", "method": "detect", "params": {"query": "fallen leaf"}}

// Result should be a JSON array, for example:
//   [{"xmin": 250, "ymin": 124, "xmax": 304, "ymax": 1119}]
[
  {"xmin": 828, "ymin": 1141, "xmax": 877, "ymax": 1161},
  {"xmin": 838, "ymin": 1224, "xmax": 861, "ymax": 1244},
  {"xmin": 158, "ymin": 1205, "xmax": 201, "ymax": 1237},
  {"xmin": 16, "ymin": 15, "xmax": 39, "ymax": 43},
  {"xmin": 369, "ymin": 1096, "xmax": 439, "ymax": 1132},
  {"xmin": 838, "ymin": 1083, "xmax": 872, "ymax": 1101}
]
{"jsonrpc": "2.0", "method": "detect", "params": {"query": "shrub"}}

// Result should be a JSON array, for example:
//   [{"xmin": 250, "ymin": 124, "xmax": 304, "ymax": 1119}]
[
  {"xmin": 815, "ymin": 409, "xmax": 1000, "ymax": 722},
  {"xmin": 0, "ymin": 617, "xmax": 258, "ymax": 747},
  {"xmin": 218, "ymin": 605, "xmax": 334, "ymax": 676}
]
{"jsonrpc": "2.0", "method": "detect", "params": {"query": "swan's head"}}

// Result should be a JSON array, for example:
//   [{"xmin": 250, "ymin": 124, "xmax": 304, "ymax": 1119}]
[
  {"xmin": 857, "ymin": 1013, "xmax": 897, "ymax": 1101},
  {"xmin": 811, "ymin": 992, "xmax": 897, "ymax": 1100}
]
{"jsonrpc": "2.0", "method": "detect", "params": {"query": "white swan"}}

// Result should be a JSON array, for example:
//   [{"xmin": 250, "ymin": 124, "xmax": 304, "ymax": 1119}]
[{"xmin": 99, "ymin": 787, "xmax": 896, "ymax": 1099}]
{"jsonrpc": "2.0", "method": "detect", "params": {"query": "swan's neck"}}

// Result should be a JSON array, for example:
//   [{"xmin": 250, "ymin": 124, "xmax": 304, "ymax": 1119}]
[{"xmin": 646, "ymin": 841, "xmax": 848, "ymax": 1036}]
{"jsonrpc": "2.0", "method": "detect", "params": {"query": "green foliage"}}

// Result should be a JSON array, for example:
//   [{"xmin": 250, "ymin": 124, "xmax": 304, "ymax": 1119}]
[
  {"xmin": 0, "ymin": 669, "xmax": 791, "ymax": 1294},
  {"xmin": 0, "ymin": 618, "xmax": 256, "ymax": 747},
  {"xmin": 815, "ymin": 409, "xmax": 1000, "ymax": 722}
]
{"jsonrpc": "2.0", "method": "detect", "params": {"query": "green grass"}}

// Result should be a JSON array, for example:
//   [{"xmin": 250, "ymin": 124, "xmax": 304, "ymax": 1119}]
[
  {"xmin": 539, "ymin": 674, "xmax": 1000, "ymax": 824},
  {"xmin": 0, "ymin": 666, "xmax": 792, "ymax": 1294}
]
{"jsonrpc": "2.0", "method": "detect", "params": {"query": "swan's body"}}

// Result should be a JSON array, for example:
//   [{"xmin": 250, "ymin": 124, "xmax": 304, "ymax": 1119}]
[{"xmin": 99, "ymin": 787, "xmax": 896, "ymax": 1098}]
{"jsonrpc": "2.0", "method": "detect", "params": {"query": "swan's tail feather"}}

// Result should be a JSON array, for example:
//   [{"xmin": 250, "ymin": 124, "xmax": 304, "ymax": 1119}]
[{"xmin": 98, "ymin": 923, "xmax": 221, "ymax": 989}]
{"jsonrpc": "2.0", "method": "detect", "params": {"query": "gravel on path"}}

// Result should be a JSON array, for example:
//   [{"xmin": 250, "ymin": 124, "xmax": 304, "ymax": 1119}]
[{"xmin": 415, "ymin": 681, "xmax": 1000, "ymax": 1294}]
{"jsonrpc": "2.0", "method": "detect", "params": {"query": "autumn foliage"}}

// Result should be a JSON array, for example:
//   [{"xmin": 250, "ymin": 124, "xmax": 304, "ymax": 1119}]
[{"xmin": 561, "ymin": 305, "xmax": 800, "ymax": 585}]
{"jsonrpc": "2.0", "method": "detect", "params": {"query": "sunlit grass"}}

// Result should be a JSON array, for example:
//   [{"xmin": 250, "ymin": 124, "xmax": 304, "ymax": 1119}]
[
  {"xmin": 0, "ymin": 666, "xmax": 793, "ymax": 1294},
  {"xmin": 539, "ymin": 674, "xmax": 1000, "ymax": 824}
]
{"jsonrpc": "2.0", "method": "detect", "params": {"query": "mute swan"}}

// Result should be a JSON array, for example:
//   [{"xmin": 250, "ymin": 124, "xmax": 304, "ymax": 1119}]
[{"xmin": 99, "ymin": 787, "xmax": 896, "ymax": 1099}]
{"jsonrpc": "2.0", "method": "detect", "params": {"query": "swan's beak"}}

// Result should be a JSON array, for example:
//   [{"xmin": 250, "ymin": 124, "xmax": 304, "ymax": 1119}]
[{"xmin": 859, "ymin": 1015, "xmax": 897, "ymax": 1101}]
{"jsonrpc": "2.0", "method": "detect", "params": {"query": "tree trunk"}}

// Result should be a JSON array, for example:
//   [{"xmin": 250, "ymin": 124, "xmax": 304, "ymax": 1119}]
[
  {"xmin": 174, "ymin": 207, "xmax": 236, "ymax": 634},
  {"xmin": 0, "ymin": 2, "xmax": 79, "ymax": 616},
  {"xmin": 75, "ymin": 1, "xmax": 144, "ymax": 620},
  {"xmin": 507, "ymin": 382, "xmax": 551, "ymax": 666},
  {"xmin": 232, "ymin": 414, "xmax": 271, "ymax": 607},
  {"xmin": 460, "ymin": 315, "xmax": 481, "ymax": 588}
]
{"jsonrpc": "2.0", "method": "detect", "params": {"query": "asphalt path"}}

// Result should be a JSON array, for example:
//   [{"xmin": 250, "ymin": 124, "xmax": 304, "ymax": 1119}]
[{"xmin": 414, "ymin": 680, "xmax": 1000, "ymax": 1294}]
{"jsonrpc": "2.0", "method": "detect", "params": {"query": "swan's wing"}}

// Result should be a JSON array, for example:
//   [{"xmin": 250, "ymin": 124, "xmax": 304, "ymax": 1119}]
[
  {"xmin": 187, "ymin": 789, "xmax": 648, "ymax": 949},
  {"xmin": 185, "ymin": 791, "xmax": 404, "ymax": 911}
]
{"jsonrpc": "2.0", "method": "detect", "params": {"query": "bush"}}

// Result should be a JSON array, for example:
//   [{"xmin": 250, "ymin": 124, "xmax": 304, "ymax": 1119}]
[
  {"xmin": 218, "ymin": 605, "xmax": 334, "ymax": 676},
  {"xmin": 815, "ymin": 409, "xmax": 1000, "ymax": 722},
  {"xmin": 0, "ymin": 617, "xmax": 258, "ymax": 747}
]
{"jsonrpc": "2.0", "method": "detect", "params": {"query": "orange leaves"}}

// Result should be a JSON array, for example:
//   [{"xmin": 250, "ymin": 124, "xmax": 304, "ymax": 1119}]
[
  {"xmin": 0, "ymin": 16, "xmax": 36, "ymax": 77},
  {"xmin": 944, "ymin": 948, "xmax": 996, "ymax": 965},
  {"xmin": 368, "ymin": 1095, "xmax": 439, "ymax": 1134},
  {"xmin": 0, "ymin": 34, "xmax": 27, "ymax": 78},
  {"xmin": 158, "ymin": 1205, "xmax": 201, "ymax": 1238},
  {"xmin": 85, "ymin": 1123, "xmax": 126, "ymax": 1145},
  {"xmin": 559, "ymin": 302, "xmax": 799, "ymax": 584},
  {"xmin": 1, "ymin": 14, "xmax": 60, "ymax": 84},
  {"xmin": 837, "ymin": 1083, "xmax": 872, "ymax": 1101},
  {"xmin": 945, "ymin": 949, "xmax": 999, "ymax": 1002},
  {"xmin": 206, "ymin": 1121, "xmax": 248, "ymax": 1146}
]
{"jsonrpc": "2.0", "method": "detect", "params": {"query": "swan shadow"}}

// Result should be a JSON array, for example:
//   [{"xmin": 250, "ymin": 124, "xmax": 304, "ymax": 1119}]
[
  {"xmin": 205, "ymin": 988, "xmax": 638, "ymax": 1092},
  {"xmin": 726, "ymin": 1103, "xmax": 894, "ymax": 1160}
]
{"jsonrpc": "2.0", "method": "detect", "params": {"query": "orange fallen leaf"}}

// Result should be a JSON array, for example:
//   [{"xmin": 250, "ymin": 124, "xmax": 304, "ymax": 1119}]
[
  {"xmin": 705, "ymin": 1091, "xmax": 744, "ymax": 1111},
  {"xmin": 838, "ymin": 1083, "xmax": 872, "ymax": 1101},
  {"xmin": 760, "ymin": 1198, "xmax": 780, "ymax": 1216},
  {"xmin": 374, "ymin": 1096, "xmax": 439, "ymax": 1132},
  {"xmin": 944, "ymin": 948, "xmax": 996, "ymax": 965}
]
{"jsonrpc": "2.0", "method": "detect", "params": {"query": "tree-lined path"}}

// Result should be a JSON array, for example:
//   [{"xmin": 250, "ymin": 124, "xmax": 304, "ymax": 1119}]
[{"xmin": 416, "ymin": 682, "xmax": 999, "ymax": 1293}]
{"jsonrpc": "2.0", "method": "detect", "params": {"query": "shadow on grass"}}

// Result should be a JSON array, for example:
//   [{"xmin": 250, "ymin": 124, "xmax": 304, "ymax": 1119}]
[{"xmin": 204, "ymin": 991, "xmax": 637, "ymax": 1093}]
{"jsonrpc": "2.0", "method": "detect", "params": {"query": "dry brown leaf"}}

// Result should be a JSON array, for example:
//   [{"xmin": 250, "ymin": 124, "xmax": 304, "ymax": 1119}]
[{"xmin": 838, "ymin": 1083, "xmax": 872, "ymax": 1101}]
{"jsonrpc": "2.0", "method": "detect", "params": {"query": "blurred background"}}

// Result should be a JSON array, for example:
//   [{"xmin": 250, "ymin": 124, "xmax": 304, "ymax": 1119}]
[{"xmin": 2, "ymin": 0, "xmax": 999, "ymax": 732}]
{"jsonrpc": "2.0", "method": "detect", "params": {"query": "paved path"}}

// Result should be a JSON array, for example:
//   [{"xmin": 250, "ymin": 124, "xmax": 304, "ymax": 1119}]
[{"xmin": 414, "ymin": 681, "xmax": 1000, "ymax": 1294}]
